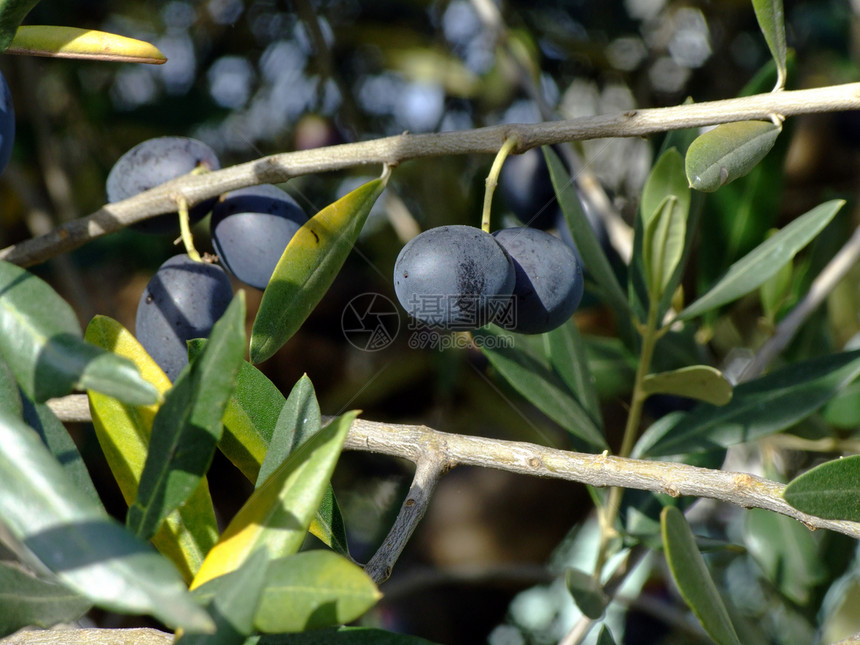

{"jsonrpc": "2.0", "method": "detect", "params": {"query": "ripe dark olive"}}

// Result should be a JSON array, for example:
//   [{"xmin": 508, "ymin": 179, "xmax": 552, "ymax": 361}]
[
  {"xmin": 393, "ymin": 225, "xmax": 515, "ymax": 330},
  {"xmin": 492, "ymin": 227, "xmax": 584, "ymax": 334},
  {"xmin": 107, "ymin": 137, "xmax": 221, "ymax": 234},
  {"xmin": 0, "ymin": 71, "xmax": 14, "ymax": 178},
  {"xmin": 210, "ymin": 184, "xmax": 307, "ymax": 290},
  {"xmin": 135, "ymin": 254, "xmax": 233, "ymax": 381}
]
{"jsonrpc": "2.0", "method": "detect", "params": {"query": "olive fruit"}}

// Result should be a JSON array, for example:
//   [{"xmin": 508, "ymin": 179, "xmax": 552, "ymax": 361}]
[
  {"xmin": 393, "ymin": 225, "xmax": 515, "ymax": 329},
  {"xmin": 107, "ymin": 137, "xmax": 220, "ymax": 234},
  {"xmin": 210, "ymin": 184, "xmax": 307, "ymax": 290},
  {"xmin": 492, "ymin": 227, "xmax": 584, "ymax": 334},
  {"xmin": 499, "ymin": 147, "xmax": 561, "ymax": 230},
  {"xmin": 135, "ymin": 254, "xmax": 233, "ymax": 381}
]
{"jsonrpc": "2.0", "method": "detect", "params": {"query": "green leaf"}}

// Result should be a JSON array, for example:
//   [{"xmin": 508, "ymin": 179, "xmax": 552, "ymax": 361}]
[
  {"xmin": 128, "ymin": 293, "xmax": 246, "ymax": 541},
  {"xmin": 759, "ymin": 242, "xmax": 794, "ymax": 321},
  {"xmin": 543, "ymin": 321, "xmax": 602, "ymax": 428},
  {"xmin": 191, "ymin": 411, "xmax": 357, "ymax": 588},
  {"xmin": 636, "ymin": 349, "xmax": 860, "ymax": 457},
  {"xmin": 86, "ymin": 316, "xmax": 219, "ymax": 582},
  {"xmin": 0, "ymin": 261, "xmax": 158, "ymax": 404},
  {"xmin": 310, "ymin": 486, "xmax": 351, "ymax": 557},
  {"xmin": 0, "ymin": 0, "xmax": 40, "ymax": 50},
  {"xmin": 193, "ymin": 551, "xmax": 380, "ymax": 634},
  {"xmin": 191, "ymin": 340, "xmax": 284, "ymax": 482},
  {"xmin": 565, "ymin": 567, "xmax": 607, "ymax": 619},
  {"xmin": 641, "ymin": 148, "xmax": 690, "ymax": 232},
  {"xmin": 642, "ymin": 365, "xmax": 733, "ymax": 406},
  {"xmin": 179, "ymin": 549, "xmax": 269, "ymax": 644},
  {"xmin": 544, "ymin": 146, "xmax": 629, "ymax": 317},
  {"xmin": 0, "ymin": 562, "xmax": 91, "ymax": 637},
  {"xmin": 0, "ymin": 355, "xmax": 21, "ymax": 416},
  {"xmin": 661, "ymin": 506, "xmax": 741, "ymax": 645},
  {"xmin": 784, "ymin": 455, "xmax": 860, "ymax": 522},
  {"xmin": 251, "ymin": 178, "xmax": 386, "ymax": 364},
  {"xmin": 685, "ymin": 121, "xmax": 781, "ymax": 193},
  {"xmin": 6, "ymin": 25, "xmax": 166, "ymax": 64},
  {"xmin": 596, "ymin": 626, "xmax": 618, "ymax": 645},
  {"xmin": 0, "ymin": 407, "xmax": 212, "ymax": 632},
  {"xmin": 679, "ymin": 200, "xmax": 844, "ymax": 320},
  {"xmin": 21, "ymin": 393, "xmax": 100, "ymax": 505},
  {"xmin": 745, "ymin": 509, "xmax": 826, "ymax": 606},
  {"xmin": 257, "ymin": 374, "xmax": 321, "ymax": 488},
  {"xmin": 751, "ymin": 0, "xmax": 787, "ymax": 89},
  {"xmin": 643, "ymin": 195, "xmax": 687, "ymax": 299},
  {"xmin": 474, "ymin": 327, "xmax": 607, "ymax": 449}
]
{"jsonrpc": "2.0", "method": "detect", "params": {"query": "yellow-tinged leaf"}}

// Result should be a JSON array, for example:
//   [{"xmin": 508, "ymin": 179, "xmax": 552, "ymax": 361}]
[
  {"xmin": 191, "ymin": 411, "xmax": 357, "ymax": 589},
  {"xmin": 6, "ymin": 26, "xmax": 167, "ymax": 64},
  {"xmin": 85, "ymin": 316, "xmax": 218, "ymax": 582}
]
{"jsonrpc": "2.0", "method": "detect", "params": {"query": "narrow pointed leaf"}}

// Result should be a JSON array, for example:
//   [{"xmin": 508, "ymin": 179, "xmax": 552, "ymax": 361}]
[
  {"xmin": 686, "ymin": 121, "xmax": 781, "ymax": 192},
  {"xmin": 641, "ymin": 148, "xmax": 690, "ymax": 231},
  {"xmin": 565, "ymin": 567, "xmax": 607, "ymax": 619},
  {"xmin": 543, "ymin": 321, "xmax": 602, "ymax": 428},
  {"xmin": 661, "ymin": 507, "xmax": 742, "ymax": 645},
  {"xmin": 7, "ymin": 25, "xmax": 166, "ymax": 64},
  {"xmin": 0, "ymin": 261, "xmax": 158, "ymax": 404},
  {"xmin": 0, "ymin": 408, "xmax": 212, "ymax": 631},
  {"xmin": 190, "ymin": 345, "xmax": 350, "ymax": 556},
  {"xmin": 0, "ymin": 0, "xmax": 40, "ymax": 50},
  {"xmin": 21, "ymin": 393, "xmax": 100, "ymax": 505},
  {"xmin": 257, "ymin": 374, "xmax": 321, "ymax": 488},
  {"xmin": 474, "ymin": 327, "xmax": 607, "ymax": 449},
  {"xmin": 193, "ymin": 551, "xmax": 380, "ymax": 634},
  {"xmin": 128, "ymin": 293, "xmax": 246, "ymax": 541},
  {"xmin": 596, "ymin": 626, "xmax": 618, "ymax": 645},
  {"xmin": 0, "ymin": 562, "xmax": 91, "ymax": 637},
  {"xmin": 642, "ymin": 365, "xmax": 733, "ymax": 406},
  {"xmin": 179, "ymin": 549, "xmax": 269, "ymax": 644},
  {"xmin": 251, "ymin": 178, "xmax": 386, "ymax": 364},
  {"xmin": 679, "ymin": 200, "xmax": 844, "ymax": 320},
  {"xmin": 191, "ymin": 411, "xmax": 357, "ymax": 588},
  {"xmin": 544, "ymin": 147, "xmax": 629, "ymax": 316},
  {"xmin": 643, "ymin": 195, "xmax": 687, "ymax": 298},
  {"xmin": 0, "ymin": 355, "xmax": 21, "ymax": 416},
  {"xmin": 784, "ymin": 455, "xmax": 860, "ymax": 522},
  {"xmin": 637, "ymin": 349, "xmax": 860, "ymax": 457},
  {"xmin": 752, "ymin": 0, "xmax": 787, "ymax": 88},
  {"xmin": 86, "ymin": 316, "xmax": 218, "ymax": 581}
]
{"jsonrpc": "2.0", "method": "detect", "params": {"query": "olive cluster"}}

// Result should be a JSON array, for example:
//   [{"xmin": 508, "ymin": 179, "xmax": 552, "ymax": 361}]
[
  {"xmin": 392, "ymin": 149, "xmax": 585, "ymax": 335},
  {"xmin": 110, "ymin": 137, "xmax": 307, "ymax": 380}
]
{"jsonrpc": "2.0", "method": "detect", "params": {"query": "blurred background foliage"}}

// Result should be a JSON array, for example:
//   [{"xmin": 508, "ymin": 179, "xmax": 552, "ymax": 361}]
[{"xmin": 5, "ymin": 0, "xmax": 860, "ymax": 643}]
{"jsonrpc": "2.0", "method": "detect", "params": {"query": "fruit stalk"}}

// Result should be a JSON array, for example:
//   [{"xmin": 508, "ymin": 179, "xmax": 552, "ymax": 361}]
[{"xmin": 481, "ymin": 136, "xmax": 518, "ymax": 233}]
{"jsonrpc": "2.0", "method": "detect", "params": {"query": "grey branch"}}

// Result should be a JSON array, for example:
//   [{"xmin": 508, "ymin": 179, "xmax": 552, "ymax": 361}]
[
  {"xmin": 4, "ymin": 82, "xmax": 860, "ymax": 268},
  {"xmin": 48, "ymin": 396, "xmax": 860, "ymax": 557}
]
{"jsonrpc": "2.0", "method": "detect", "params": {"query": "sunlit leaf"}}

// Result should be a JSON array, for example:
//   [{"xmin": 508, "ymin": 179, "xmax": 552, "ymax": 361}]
[
  {"xmin": 784, "ymin": 455, "xmax": 860, "ymax": 522},
  {"xmin": 0, "ymin": 261, "xmax": 158, "ymax": 404},
  {"xmin": 128, "ymin": 293, "xmax": 246, "ymax": 541},
  {"xmin": 193, "ymin": 551, "xmax": 380, "ymax": 634},
  {"xmin": 641, "ymin": 148, "xmax": 690, "ymax": 231},
  {"xmin": 643, "ymin": 195, "xmax": 687, "ymax": 299},
  {"xmin": 474, "ymin": 327, "xmax": 606, "ymax": 449},
  {"xmin": 251, "ymin": 178, "xmax": 387, "ymax": 364},
  {"xmin": 0, "ymin": 407, "xmax": 212, "ymax": 631},
  {"xmin": 661, "ymin": 507, "xmax": 741, "ymax": 645},
  {"xmin": 86, "ymin": 316, "xmax": 219, "ymax": 581},
  {"xmin": 685, "ymin": 121, "xmax": 781, "ymax": 192},
  {"xmin": 191, "ymin": 412, "xmax": 357, "ymax": 589},
  {"xmin": 679, "ymin": 200, "xmax": 844, "ymax": 320},
  {"xmin": 636, "ymin": 349, "xmax": 860, "ymax": 457},
  {"xmin": 642, "ymin": 365, "xmax": 733, "ymax": 406},
  {"xmin": 751, "ymin": 0, "xmax": 787, "ymax": 89},
  {"xmin": 6, "ymin": 25, "xmax": 166, "ymax": 63},
  {"xmin": 0, "ymin": 562, "xmax": 91, "ymax": 637}
]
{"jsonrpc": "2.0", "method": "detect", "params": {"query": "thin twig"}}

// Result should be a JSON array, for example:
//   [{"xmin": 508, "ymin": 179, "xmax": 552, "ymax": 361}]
[
  {"xmin": 47, "ymin": 396, "xmax": 860, "ymax": 544},
  {"xmin": 4, "ymin": 83, "xmax": 860, "ymax": 267}
]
